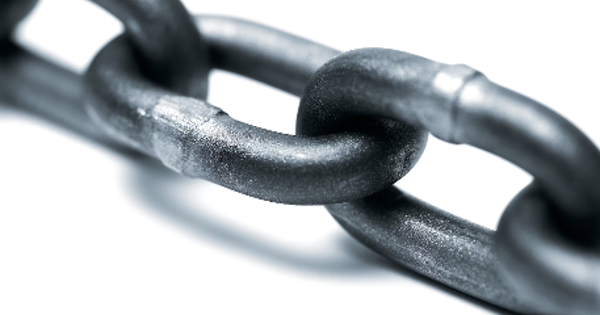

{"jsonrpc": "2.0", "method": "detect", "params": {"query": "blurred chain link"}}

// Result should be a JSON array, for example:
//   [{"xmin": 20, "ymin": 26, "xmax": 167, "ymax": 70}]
[{"xmin": 2, "ymin": 1, "xmax": 599, "ymax": 314}]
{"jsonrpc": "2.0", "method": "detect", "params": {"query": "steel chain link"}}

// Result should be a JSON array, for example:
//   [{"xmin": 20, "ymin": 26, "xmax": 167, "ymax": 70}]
[{"xmin": 2, "ymin": 1, "xmax": 600, "ymax": 314}]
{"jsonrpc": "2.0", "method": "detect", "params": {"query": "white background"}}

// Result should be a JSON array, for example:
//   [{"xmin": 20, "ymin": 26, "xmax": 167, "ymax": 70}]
[{"xmin": 1, "ymin": 1, "xmax": 599, "ymax": 314}]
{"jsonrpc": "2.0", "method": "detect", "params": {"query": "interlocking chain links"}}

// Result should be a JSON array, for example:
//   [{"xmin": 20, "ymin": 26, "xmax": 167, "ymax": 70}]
[
  {"xmin": 298, "ymin": 49, "xmax": 600, "ymax": 315},
  {"xmin": 497, "ymin": 183, "xmax": 600, "ymax": 315},
  {"xmin": 298, "ymin": 48, "xmax": 600, "ymax": 231},
  {"xmin": 0, "ymin": 15, "xmax": 530, "ymax": 315},
  {"xmin": 84, "ymin": 16, "xmax": 426, "ymax": 205},
  {"xmin": 2, "ymin": 1, "xmax": 600, "ymax": 314}
]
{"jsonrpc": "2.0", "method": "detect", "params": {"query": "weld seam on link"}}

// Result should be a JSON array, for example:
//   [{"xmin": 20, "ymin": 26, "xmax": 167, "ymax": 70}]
[
  {"xmin": 2, "ymin": 3, "xmax": 600, "ymax": 315},
  {"xmin": 429, "ymin": 64, "xmax": 481, "ymax": 143},
  {"xmin": 298, "ymin": 48, "xmax": 600, "ymax": 315}
]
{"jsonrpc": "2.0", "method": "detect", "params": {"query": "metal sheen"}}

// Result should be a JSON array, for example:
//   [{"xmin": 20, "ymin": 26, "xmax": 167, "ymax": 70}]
[{"xmin": 1, "ymin": 1, "xmax": 599, "ymax": 314}]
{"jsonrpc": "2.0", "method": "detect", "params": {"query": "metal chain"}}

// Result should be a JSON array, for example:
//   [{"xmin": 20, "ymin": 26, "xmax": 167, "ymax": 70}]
[{"xmin": 2, "ymin": 1, "xmax": 599, "ymax": 314}]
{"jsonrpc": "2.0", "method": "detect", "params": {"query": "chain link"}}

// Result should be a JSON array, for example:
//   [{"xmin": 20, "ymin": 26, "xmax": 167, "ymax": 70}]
[
  {"xmin": 2, "ymin": 1, "xmax": 600, "ymax": 314},
  {"xmin": 84, "ymin": 17, "xmax": 426, "ymax": 204}
]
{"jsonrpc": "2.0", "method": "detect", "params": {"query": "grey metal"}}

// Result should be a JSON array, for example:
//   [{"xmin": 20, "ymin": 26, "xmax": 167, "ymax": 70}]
[
  {"xmin": 2, "ymin": 3, "xmax": 600, "ymax": 314},
  {"xmin": 298, "ymin": 48, "xmax": 600, "ymax": 235},
  {"xmin": 327, "ymin": 186, "xmax": 537, "ymax": 314},
  {"xmin": 0, "ymin": 41, "xmax": 109, "ymax": 142},
  {"xmin": 497, "ymin": 183, "xmax": 600, "ymax": 315},
  {"xmin": 298, "ymin": 48, "xmax": 600, "ymax": 315},
  {"xmin": 90, "ymin": 0, "xmax": 210, "ymax": 99},
  {"xmin": 84, "ymin": 19, "xmax": 427, "ymax": 205},
  {"xmin": 0, "ymin": 19, "xmax": 528, "ymax": 313},
  {"xmin": 0, "ymin": 0, "xmax": 38, "ymax": 40},
  {"xmin": 196, "ymin": 15, "xmax": 339, "ymax": 96}
]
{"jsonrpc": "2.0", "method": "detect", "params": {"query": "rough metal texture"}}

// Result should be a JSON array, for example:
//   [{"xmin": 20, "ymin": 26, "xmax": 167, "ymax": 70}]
[
  {"xmin": 298, "ymin": 48, "xmax": 600, "ymax": 315},
  {"xmin": 298, "ymin": 48, "xmax": 600, "ymax": 235},
  {"xmin": 84, "ymin": 34, "xmax": 427, "ymax": 204},
  {"xmin": 2, "ymin": 2, "xmax": 600, "ymax": 314},
  {"xmin": 327, "ymin": 187, "xmax": 537, "ymax": 314}
]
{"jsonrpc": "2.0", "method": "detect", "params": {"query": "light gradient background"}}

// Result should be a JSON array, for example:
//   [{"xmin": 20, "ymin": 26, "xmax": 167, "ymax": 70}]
[{"xmin": 1, "ymin": 1, "xmax": 598, "ymax": 314}]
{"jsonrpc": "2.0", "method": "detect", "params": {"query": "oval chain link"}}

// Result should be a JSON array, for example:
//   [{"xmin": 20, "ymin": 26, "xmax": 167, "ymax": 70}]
[
  {"xmin": 298, "ymin": 48, "xmax": 600, "ymax": 315},
  {"xmin": 84, "ymin": 16, "xmax": 426, "ymax": 204},
  {"xmin": 1, "ymin": 1, "xmax": 599, "ymax": 314}
]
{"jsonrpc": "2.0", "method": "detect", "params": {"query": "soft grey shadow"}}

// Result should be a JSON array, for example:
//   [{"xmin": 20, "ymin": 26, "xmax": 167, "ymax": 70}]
[
  {"xmin": 2, "ymin": 96, "xmax": 517, "ymax": 314},
  {"xmin": 0, "ymin": 103, "xmax": 140, "ymax": 158},
  {"xmin": 127, "ymin": 157, "xmax": 519, "ymax": 315},
  {"xmin": 127, "ymin": 157, "xmax": 387, "ymax": 276}
]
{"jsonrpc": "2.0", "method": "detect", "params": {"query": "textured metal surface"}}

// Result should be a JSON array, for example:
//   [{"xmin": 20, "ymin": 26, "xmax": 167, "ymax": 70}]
[
  {"xmin": 327, "ymin": 187, "xmax": 537, "ymax": 314},
  {"xmin": 298, "ymin": 48, "xmax": 600, "ymax": 315},
  {"xmin": 298, "ymin": 49, "xmax": 600, "ymax": 235},
  {"xmin": 84, "ymin": 18, "xmax": 427, "ymax": 205},
  {"xmin": 2, "ymin": 2, "xmax": 600, "ymax": 314},
  {"xmin": 298, "ymin": 49, "xmax": 472, "ymax": 142},
  {"xmin": 299, "ymin": 47, "xmax": 600, "ymax": 230}
]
